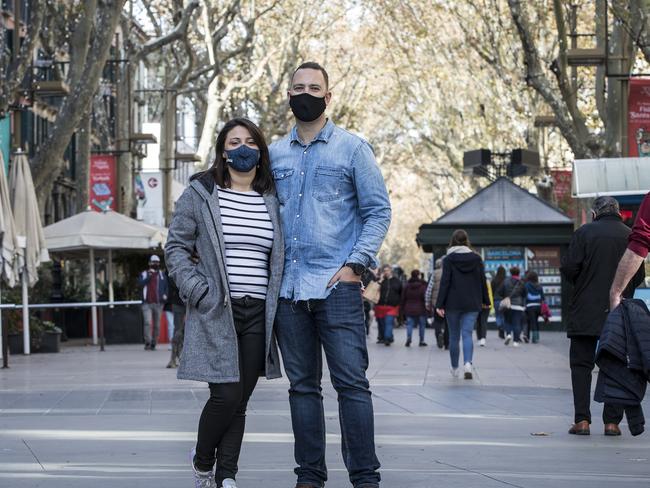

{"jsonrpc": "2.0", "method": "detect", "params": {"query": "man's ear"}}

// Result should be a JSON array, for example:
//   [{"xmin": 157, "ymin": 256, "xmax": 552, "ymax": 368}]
[{"xmin": 325, "ymin": 91, "xmax": 332, "ymax": 106}]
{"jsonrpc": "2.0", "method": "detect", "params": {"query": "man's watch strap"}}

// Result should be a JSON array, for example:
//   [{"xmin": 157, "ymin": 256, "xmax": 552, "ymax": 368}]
[{"xmin": 345, "ymin": 262, "xmax": 366, "ymax": 276}]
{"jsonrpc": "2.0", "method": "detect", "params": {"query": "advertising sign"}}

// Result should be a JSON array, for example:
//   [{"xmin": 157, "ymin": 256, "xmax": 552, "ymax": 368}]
[
  {"xmin": 89, "ymin": 155, "xmax": 116, "ymax": 212},
  {"xmin": 482, "ymin": 247, "xmax": 525, "ymax": 276},
  {"xmin": 551, "ymin": 169, "xmax": 575, "ymax": 218},
  {"xmin": 136, "ymin": 171, "xmax": 164, "ymax": 227},
  {"xmin": 628, "ymin": 78, "xmax": 650, "ymax": 157},
  {"xmin": 526, "ymin": 246, "xmax": 563, "ymax": 321},
  {"xmin": 0, "ymin": 117, "xmax": 10, "ymax": 172}
]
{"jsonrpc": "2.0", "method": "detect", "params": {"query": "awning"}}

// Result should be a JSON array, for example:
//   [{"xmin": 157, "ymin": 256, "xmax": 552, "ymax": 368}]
[{"xmin": 572, "ymin": 157, "xmax": 650, "ymax": 198}]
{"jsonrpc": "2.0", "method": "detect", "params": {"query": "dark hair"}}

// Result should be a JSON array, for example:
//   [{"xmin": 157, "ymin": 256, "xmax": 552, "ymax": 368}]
[
  {"xmin": 591, "ymin": 196, "xmax": 620, "ymax": 217},
  {"xmin": 291, "ymin": 61, "xmax": 329, "ymax": 90},
  {"xmin": 526, "ymin": 270, "xmax": 539, "ymax": 284},
  {"xmin": 510, "ymin": 266, "xmax": 520, "ymax": 277},
  {"xmin": 410, "ymin": 269, "xmax": 421, "ymax": 280},
  {"xmin": 449, "ymin": 229, "xmax": 470, "ymax": 248},
  {"xmin": 492, "ymin": 265, "xmax": 506, "ymax": 289},
  {"xmin": 208, "ymin": 118, "xmax": 274, "ymax": 195}
]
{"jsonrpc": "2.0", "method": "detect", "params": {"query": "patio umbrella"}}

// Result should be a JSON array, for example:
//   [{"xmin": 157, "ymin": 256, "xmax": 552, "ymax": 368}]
[
  {"xmin": 9, "ymin": 150, "xmax": 50, "ymax": 355},
  {"xmin": 44, "ymin": 209, "xmax": 166, "ymax": 344},
  {"xmin": 0, "ymin": 152, "xmax": 18, "ymax": 364}
]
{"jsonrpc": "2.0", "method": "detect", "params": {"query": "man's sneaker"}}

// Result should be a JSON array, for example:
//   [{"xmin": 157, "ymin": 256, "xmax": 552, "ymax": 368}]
[
  {"xmin": 221, "ymin": 479, "xmax": 238, "ymax": 488},
  {"xmin": 450, "ymin": 367, "xmax": 459, "ymax": 378},
  {"xmin": 513, "ymin": 341, "xmax": 520, "ymax": 348},
  {"xmin": 504, "ymin": 334, "xmax": 512, "ymax": 346},
  {"xmin": 464, "ymin": 362, "xmax": 473, "ymax": 380},
  {"xmin": 522, "ymin": 334, "xmax": 529, "ymax": 343},
  {"xmin": 190, "ymin": 448, "xmax": 216, "ymax": 488},
  {"xmin": 419, "ymin": 341, "xmax": 427, "ymax": 347},
  {"xmin": 479, "ymin": 338, "xmax": 486, "ymax": 347}
]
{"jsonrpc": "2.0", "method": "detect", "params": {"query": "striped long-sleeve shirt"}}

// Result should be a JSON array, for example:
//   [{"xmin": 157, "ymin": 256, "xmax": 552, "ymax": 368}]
[{"xmin": 217, "ymin": 187, "xmax": 274, "ymax": 299}]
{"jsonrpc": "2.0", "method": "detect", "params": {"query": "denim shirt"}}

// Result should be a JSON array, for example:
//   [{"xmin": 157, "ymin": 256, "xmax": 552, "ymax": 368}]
[{"xmin": 269, "ymin": 120, "xmax": 391, "ymax": 301}]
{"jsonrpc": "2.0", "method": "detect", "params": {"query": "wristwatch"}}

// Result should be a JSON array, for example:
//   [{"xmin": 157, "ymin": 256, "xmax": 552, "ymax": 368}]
[{"xmin": 345, "ymin": 262, "xmax": 366, "ymax": 276}]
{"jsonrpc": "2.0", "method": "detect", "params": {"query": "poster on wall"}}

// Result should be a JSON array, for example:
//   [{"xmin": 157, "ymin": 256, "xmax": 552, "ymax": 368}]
[
  {"xmin": 551, "ymin": 170, "xmax": 575, "ymax": 218},
  {"xmin": 89, "ymin": 155, "xmax": 116, "ymax": 212},
  {"xmin": 526, "ymin": 246, "xmax": 562, "ymax": 321},
  {"xmin": 482, "ymin": 248, "xmax": 525, "ymax": 277},
  {"xmin": 628, "ymin": 78, "xmax": 650, "ymax": 157},
  {"xmin": 136, "ymin": 171, "xmax": 164, "ymax": 227}
]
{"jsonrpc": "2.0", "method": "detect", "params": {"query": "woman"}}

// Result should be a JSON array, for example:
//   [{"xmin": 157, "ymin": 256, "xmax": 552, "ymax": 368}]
[
  {"xmin": 375, "ymin": 264, "xmax": 402, "ymax": 345},
  {"xmin": 401, "ymin": 269, "xmax": 428, "ymax": 347},
  {"xmin": 435, "ymin": 230, "xmax": 490, "ymax": 380},
  {"xmin": 490, "ymin": 266, "xmax": 507, "ymax": 339},
  {"xmin": 496, "ymin": 266, "xmax": 527, "ymax": 347},
  {"xmin": 524, "ymin": 271, "xmax": 545, "ymax": 344},
  {"xmin": 165, "ymin": 118, "xmax": 283, "ymax": 488}
]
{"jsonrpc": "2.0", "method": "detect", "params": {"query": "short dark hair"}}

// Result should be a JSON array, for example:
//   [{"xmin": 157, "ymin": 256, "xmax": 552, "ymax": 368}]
[
  {"xmin": 526, "ymin": 270, "xmax": 539, "ymax": 283},
  {"xmin": 291, "ymin": 61, "xmax": 329, "ymax": 90},
  {"xmin": 208, "ymin": 118, "xmax": 274, "ymax": 195},
  {"xmin": 510, "ymin": 266, "xmax": 520, "ymax": 276},
  {"xmin": 449, "ymin": 229, "xmax": 470, "ymax": 248},
  {"xmin": 592, "ymin": 196, "xmax": 620, "ymax": 217}
]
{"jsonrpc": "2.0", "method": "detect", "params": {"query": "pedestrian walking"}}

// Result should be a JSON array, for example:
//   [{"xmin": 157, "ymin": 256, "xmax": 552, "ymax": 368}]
[
  {"xmin": 496, "ymin": 267, "xmax": 526, "ymax": 347},
  {"xmin": 523, "ymin": 271, "xmax": 544, "ymax": 344},
  {"xmin": 426, "ymin": 257, "xmax": 448, "ymax": 349},
  {"xmin": 375, "ymin": 264, "xmax": 402, "ymax": 346},
  {"xmin": 475, "ymin": 277, "xmax": 492, "ymax": 347},
  {"xmin": 270, "ymin": 61, "xmax": 390, "ymax": 488},
  {"xmin": 362, "ymin": 267, "xmax": 379, "ymax": 335},
  {"xmin": 561, "ymin": 196, "xmax": 645, "ymax": 436},
  {"xmin": 490, "ymin": 266, "xmax": 507, "ymax": 339},
  {"xmin": 165, "ymin": 276, "xmax": 186, "ymax": 369},
  {"xmin": 138, "ymin": 255, "xmax": 168, "ymax": 351},
  {"xmin": 610, "ymin": 191, "xmax": 650, "ymax": 310},
  {"xmin": 165, "ymin": 117, "xmax": 284, "ymax": 488},
  {"xmin": 435, "ymin": 230, "xmax": 490, "ymax": 380},
  {"xmin": 401, "ymin": 269, "xmax": 428, "ymax": 347}
]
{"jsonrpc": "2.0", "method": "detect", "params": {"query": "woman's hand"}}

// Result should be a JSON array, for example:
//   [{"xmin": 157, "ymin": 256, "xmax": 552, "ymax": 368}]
[{"xmin": 436, "ymin": 308, "xmax": 445, "ymax": 318}]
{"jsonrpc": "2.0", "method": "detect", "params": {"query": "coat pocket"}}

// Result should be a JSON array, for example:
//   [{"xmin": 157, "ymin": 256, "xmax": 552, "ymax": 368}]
[
  {"xmin": 272, "ymin": 168, "xmax": 294, "ymax": 205},
  {"xmin": 312, "ymin": 165, "xmax": 344, "ymax": 202}
]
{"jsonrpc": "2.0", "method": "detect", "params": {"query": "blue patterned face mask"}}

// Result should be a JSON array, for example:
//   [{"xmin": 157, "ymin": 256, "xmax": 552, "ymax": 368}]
[{"xmin": 225, "ymin": 145, "xmax": 260, "ymax": 172}]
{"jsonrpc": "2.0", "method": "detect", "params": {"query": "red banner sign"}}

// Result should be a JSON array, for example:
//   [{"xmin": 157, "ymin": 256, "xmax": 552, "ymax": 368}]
[
  {"xmin": 551, "ymin": 169, "xmax": 575, "ymax": 218},
  {"xmin": 89, "ymin": 155, "xmax": 116, "ymax": 212},
  {"xmin": 628, "ymin": 78, "xmax": 650, "ymax": 157}
]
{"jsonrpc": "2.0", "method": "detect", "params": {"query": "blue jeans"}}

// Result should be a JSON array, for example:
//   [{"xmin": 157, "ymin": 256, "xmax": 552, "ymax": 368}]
[
  {"xmin": 275, "ymin": 282, "xmax": 381, "ymax": 488},
  {"xmin": 446, "ymin": 311, "xmax": 479, "ymax": 368},
  {"xmin": 505, "ymin": 309, "xmax": 524, "ymax": 342},
  {"xmin": 494, "ymin": 300, "xmax": 505, "ymax": 329},
  {"xmin": 406, "ymin": 315, "xmax": 426, "ymax": 342}
]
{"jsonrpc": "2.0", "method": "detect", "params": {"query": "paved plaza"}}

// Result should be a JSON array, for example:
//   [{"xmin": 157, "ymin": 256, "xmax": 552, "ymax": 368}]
[{"xmin": 1, "ymin": 326, "xmax": 649, "ymax": 488}]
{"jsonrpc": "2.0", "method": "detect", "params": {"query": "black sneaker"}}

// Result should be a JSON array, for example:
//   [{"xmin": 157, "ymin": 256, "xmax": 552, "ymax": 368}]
[
  {"xmin": 419, "ymin": 342, "xmax": 428, "ymax": 347},
  {"xmin": 405, "ymin": 339, "xmax": 411, "ymax": 347},
  {"xmin": 144, "ymin": 343, "xmax": 151, "ymax": 350}
]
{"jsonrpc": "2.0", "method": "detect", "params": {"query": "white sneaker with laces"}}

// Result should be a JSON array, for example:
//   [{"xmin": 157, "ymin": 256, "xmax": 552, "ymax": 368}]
[
  {"xmin": 190, "ymin": 447, "xmax": 217, "ymax": 488},
  {"xmin": 450, "ymin": 367, "xmax": 459, "ymax": 378},
  {"xmin": 479, "ymin": 338, "xmax": 486, "ymax": 347},
  {"xmin": 464, "ymin": 362, "xmax": 473, "ymax": 380},
  {"xmin": 222, "ymin": 479, "xmax": 237, "ymax": 488},
  {"xmin": 504, "ymin": 334, "xmax": 512, "ymax": 346}
]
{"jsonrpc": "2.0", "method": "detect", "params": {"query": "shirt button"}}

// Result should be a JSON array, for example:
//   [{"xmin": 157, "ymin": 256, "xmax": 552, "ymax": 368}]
[
  {"xmin": 296, "ymin": 214, "xmax": 300, "ymax": 218},
  {"xmin": 293, "ymin": 260, "xmax": 297, "ymax": 263},
  {"xmin": 293, "ymin": 237, "xmax": 297, "ymax": 241},
  {"xmin": 298, "ymin": 193, "xmax": 302, "ymax": 197},
  {"xmin": 301, "ymin": 171, "xmax": 304, "ymax": 175}
]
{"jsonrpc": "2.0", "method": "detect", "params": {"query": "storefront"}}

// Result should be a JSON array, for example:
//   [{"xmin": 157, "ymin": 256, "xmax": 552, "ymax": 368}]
[{"xmin": 416, "ymin": 177, "xmax": 575, "ymax": 327}]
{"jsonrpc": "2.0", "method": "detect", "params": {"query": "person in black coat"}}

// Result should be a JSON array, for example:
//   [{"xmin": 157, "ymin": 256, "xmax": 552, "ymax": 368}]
[
  {"xmin": 165, "ymin": 274, "xmax": 186, "ymax": 369},
  {"xmin": 375, "ymin": 265, "xmax": 403, "ymax": 345},
  {"xmin": 436, "ymin": 230, "xmax": 490, "ymax": 380},
  {"xmin": 560, "ymin": 196, "xmax": 645, "ymax": 436}
]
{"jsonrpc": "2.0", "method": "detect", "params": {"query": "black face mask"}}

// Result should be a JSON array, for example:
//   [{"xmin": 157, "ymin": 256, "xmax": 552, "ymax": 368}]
[{"xmin": 289, "ymin": 93, "xmax": 326, "ymax": 122}]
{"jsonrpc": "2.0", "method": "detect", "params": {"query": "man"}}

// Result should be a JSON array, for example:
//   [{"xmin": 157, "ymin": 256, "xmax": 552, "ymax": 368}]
[
  {"xmin": 610, "ymin": 191, "xmax": 650, "ymax": 310},
  {"xmin": 270, "ymin": 62, "xmax": 391, "ymax": 488},
  {"xmin": 560, "ymin": 197, "xmax": 644, "ymax": 436},
  {"xmin": 138, "ymin": 255, "xmax": 168, "ymax": 351}
]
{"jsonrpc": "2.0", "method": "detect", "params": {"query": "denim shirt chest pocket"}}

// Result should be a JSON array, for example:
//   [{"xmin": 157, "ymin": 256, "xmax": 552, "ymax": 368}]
[
  {"xmin": 272, "ymin": 168, "xmax": 294, "ymax": 205},
  {"xmin": 312, "ymin": 165, "xmax": 349, "ymax": 202}
]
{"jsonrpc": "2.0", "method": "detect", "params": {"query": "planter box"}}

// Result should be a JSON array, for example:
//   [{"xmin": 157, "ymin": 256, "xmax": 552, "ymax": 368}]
[
  {"xmin": 103, "ymin": 305, "xmax": 143, "ymax": 344},
  {"xmin": 7, "ymin": 331, "xmax": 61, "ymax": 354}
]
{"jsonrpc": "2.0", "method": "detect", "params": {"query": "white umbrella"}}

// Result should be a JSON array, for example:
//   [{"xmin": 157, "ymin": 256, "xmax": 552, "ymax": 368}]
[
  {"xmin": 44, "ymin": 209, "xmax": 166, "ymax": 344},
  {"xmin": 9, "ymin": 151, "xmax": 50, "ymax": 355},
  {"xmin": 0, "ymin": 152, "xmax": 19, "ymax": 363}
]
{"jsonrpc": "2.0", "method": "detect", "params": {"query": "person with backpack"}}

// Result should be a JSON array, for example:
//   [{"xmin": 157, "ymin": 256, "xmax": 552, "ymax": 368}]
[
  {"xmin": 523, "ymin": 271, "xmax": 544, "ymax": 344},
  {"xmin": 496, "ymin": 267, "xmax": 526, "ymax": 347}
]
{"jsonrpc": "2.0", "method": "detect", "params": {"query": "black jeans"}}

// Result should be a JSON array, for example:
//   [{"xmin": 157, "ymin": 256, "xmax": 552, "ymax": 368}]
[
  {"xmin": 476, "ymin": 308, "xmax": 488, "ymax": 340},
  {"xmin": 194, "ymin": 296, "xmax": 266, "ymax": 486},
  {"xmin": 569, "ymin": 336, "xmax": 624, "ymax": 425},
  {"xmin": 525, "ymin": 306, "xmax": 541, "ymax": 338}
]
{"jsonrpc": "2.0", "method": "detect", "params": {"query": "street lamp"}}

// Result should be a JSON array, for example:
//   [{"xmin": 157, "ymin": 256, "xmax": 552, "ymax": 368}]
[{"xmin": 463, "ymin": 148, "xmax": 540, "ymax": 181}]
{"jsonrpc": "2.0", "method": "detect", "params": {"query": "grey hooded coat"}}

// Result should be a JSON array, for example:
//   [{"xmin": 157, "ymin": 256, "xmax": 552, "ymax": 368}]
[{"xmin": 164, "ymin": 171, "xmax": 283, "ymax": 383}]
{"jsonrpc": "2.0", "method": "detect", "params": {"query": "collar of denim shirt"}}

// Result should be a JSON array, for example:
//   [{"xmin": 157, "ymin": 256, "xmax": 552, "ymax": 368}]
[{"xmin": 289, "ymin": 119, "xmax": 335, "ymax": 145}]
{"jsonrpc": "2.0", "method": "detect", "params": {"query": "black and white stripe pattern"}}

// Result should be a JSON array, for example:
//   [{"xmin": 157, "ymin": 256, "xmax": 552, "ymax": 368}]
[{"xmin": 217, "ymin": 187, "xmax": 273, "ymax": 299}]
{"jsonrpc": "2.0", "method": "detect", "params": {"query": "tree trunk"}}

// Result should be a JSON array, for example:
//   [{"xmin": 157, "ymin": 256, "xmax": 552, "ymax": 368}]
[{"xmin": 31, "ymin": 1, "xmax": 126, "ymax": 214}]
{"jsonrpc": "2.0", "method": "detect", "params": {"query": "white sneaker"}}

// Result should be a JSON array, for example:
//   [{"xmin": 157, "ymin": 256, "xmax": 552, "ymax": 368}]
[
  {"xmin": 479, "ymin": 338, "xmax": 486, "ymax": 347},
  {"xmin": 513, "ymin": 341, "xmax": 520, "ymax": 348},
  {"xmin": 190, "ymin": 447, "xmax": 217, "ymax": 488},
  {"xmin": 450, "ymin": 367, "xmax": 459, "ymax": 378},
  {"xmin": 464, "ymin": 362, "xmax": 473, "ymax": 380},
  {"xmin": 222, "ymin": 479, "xmax": 237, "ymax": 488},
  {"xmin": 504, "ymin": 334, "xmax": 512, "ymax": 346}
]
